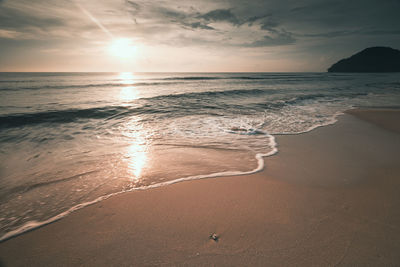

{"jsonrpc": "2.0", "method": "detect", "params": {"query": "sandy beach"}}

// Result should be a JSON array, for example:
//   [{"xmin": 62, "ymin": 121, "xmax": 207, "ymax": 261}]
[{"xmin": 1, "ymin": 108, "xmax": 400, "ymax": 266}]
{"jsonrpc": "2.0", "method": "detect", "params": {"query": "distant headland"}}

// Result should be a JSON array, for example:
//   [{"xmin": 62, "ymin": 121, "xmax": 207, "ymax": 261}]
[{"xmin": 328, "ymin": 47, "xmax": 400, "ymax": 73}]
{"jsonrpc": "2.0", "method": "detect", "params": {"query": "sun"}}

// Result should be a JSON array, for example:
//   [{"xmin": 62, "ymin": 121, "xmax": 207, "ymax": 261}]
[{"xmin": 108, "ymin": 38, "xmax": 137, "ymax": 59}]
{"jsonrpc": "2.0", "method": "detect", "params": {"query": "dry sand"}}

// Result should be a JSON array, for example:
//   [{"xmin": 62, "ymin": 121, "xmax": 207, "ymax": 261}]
[{"xmin": 0, "ymin": 109, "xmax": 400, "ymax": 266}]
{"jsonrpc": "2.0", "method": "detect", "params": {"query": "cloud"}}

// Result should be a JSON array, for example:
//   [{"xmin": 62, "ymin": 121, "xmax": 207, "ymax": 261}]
[
  {"xmin": 156, "ymin": 6, "xmax": 187, "ymax": 21},
  {"xmin": 245, "ymin": 30, "xmax": 296, "ymax": 47},
  {"xmin": 246, "ymin": 14, "xmax": 270, "ymax": 25},
  {"xmin": 260, "ymin": 19, "xmax": 279, "ymax": 31},
  {"xmin": 0, "ymin": 29, "xmax": 24, "ymax": 39},
  {"xmin": 126, "ymin": 0, "xmax": 141, "ymax": 15},
  {"xmin": 363, "ymin": 29, "xmax": 400, "ymax": 35},
  {"xmin": 299, "ymin": 29, "xmax": 400, "ymax": 38},
  {"xmin": 198, "ymin": 9, "xmax": 240, "ymax": 25},
  {"xmin": 1, "ymin": 0, "xmax": 400, "ymax": 71},
  {"xmin": 124, "ymin": 3, "xmax": 211, "ymax": 31},
  {"xmin": 0, "ymin": 6, "xmax": 65, "ymax": 31},
  {"xmin": 121, "ymin": 2, "xmax": 297, "ymax": 47},
  {"xmin": 187, "ymin": 22, "xmax": 215, "ymax": 30},
  {"xmin": 0, "ymin": 1, "xmax": 79, "ymax": 40}
]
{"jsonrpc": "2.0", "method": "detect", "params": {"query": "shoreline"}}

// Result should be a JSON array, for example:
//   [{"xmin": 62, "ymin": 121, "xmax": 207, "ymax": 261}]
[
  {"xmin": 0, "ymin": 109, "xmax": 343, "ymax": 243},
  {"xmin": 1, "ymin": 108, "xmax": 400, "ymax": 265}
]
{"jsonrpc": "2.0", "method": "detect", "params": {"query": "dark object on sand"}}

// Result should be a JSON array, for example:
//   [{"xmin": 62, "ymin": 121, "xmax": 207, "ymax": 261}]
[
  {"xmin": 209, "ymin": 233, "xmax": 219, "ymax": 242},
  {"xmin": 328, "ymin": 47, "xmax": 400, "ymax": 72}
]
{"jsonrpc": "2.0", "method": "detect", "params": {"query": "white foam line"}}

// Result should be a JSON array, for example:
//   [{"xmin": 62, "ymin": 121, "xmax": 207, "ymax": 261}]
[
  {"xmin": 272, "ymin": 110, "xmax": 345, "ymax": 136},
  {"xmin": 1, "ymin": 135, "xmax": 278, "ymax": 243}
]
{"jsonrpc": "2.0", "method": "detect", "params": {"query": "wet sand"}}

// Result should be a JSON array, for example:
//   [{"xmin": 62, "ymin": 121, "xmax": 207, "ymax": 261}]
[{"xmin": 1, "ymin": 109, "xmax": 400, "ymax": 266}]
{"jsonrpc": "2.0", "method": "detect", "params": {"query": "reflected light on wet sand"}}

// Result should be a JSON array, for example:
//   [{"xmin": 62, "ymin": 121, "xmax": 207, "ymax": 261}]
[
  {"xmin": 123, "ymin": 118, "xmax": 149, "ymax": 183},
  {"xmin": 126, "ymin": 142, "xmax": 147, "ymax": 181}
]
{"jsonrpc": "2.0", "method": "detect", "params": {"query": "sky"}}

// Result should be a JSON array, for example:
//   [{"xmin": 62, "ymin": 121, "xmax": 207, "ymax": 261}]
[{"xmin": 0, "ymin": 0, "xmax": 399, "ymax": 72}]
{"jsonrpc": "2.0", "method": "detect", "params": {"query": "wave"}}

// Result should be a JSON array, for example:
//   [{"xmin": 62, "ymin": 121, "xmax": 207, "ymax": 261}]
[
  {"xmin": 161, "ymin": 76, "xmax": 282, "ymax": 80},
  {"xmin": 159, "ymin": 75, "xmax": 325, "ymax": 81},
  {"xmin": 149, "ymin": 87, "xmax": 367, "ymax": 101},
  {"xmin": 0, "ymin": 103, "xmax": 188, "ymax": 129},
  {"xmin": 0, "ymin": 88, "xmax": 368, "ymax": 129},
  {"xmin": 0, "ymin": 74, "xmax": 345, "ymax": 91},
  {"xmin": 0, "ymin": 80, "xmax": 40, "ymax": 83},
  {"xmin": 162, "ymin": 76, "xmax": 222, "ymax": 80},
  {"xmin": 0, "ymin": 89, "xmax": 264, "ymax": 128},
  {"xmin": 0, "ymin": 89, "xmax": 304, "ymax": 128},
  {"xmin": 0, "ymin": 107, "xmax": 129, "ymax": 128},
  {"xmin": 0, "ymin": 81, "xmax": 179, "ymax": 91},
  {"xmin": 151, "ymin": 88, "xmax": 268, "ymax": 100},
  {"xmin": 0, "ymin": 75, "xmax": 302, "ymax": 85}
]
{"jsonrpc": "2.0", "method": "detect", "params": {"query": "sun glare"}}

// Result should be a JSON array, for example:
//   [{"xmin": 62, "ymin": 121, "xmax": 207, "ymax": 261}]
[{"xmin": 108, "ymin": 38, "xmax": 137, "ymax": 59}]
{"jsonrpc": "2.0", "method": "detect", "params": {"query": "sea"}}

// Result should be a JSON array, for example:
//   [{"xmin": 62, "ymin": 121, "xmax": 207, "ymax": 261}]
[{"xmin": 1, "ymin": 72, "xmax": 400, "ymax": 241}]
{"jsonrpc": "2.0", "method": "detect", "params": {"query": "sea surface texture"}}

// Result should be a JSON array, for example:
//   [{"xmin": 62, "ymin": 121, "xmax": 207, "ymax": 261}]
[{"xmin": 1, "ymin": 72, "xmax": 400, "ymax": 240}]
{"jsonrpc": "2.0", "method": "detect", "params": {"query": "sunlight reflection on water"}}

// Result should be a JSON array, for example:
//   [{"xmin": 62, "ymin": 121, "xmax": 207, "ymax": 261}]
[
  {"xmin": 119, "ymin": 86, "xmax": 138, "ymax": 102},
  {"xmin": 118, "ymin": 72, "xmax": 139, "ymax": 102},
  {"xmin": 116, "ymin": 72, "xmax": 149, "ymax": 182},
  {"xmin": 118, "ymin": 72, "xmax": 135, "ymax": 84}
]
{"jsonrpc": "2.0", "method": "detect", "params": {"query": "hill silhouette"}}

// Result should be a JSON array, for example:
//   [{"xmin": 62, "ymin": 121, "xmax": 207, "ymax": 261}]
[{"xmin": 328, "ymin": 47, "xmax": 400, "ymax": 72}]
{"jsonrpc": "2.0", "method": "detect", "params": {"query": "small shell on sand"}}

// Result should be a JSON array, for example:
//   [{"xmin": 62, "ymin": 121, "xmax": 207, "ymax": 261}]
[{"xmin": 209, "ymin": 233, "xmax": 219, "ymax": 241}]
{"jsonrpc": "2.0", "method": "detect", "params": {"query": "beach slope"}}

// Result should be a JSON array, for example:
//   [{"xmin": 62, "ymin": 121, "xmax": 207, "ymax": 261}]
[{"xmin": 1, "ymin": 109, "xmax": 400, "ymax": 266}]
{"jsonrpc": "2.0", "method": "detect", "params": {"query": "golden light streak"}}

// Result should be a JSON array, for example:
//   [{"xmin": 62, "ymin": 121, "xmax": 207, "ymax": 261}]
[{"xmin": 74, "ymin": 2, "xmax": 113, "ymax": 38}]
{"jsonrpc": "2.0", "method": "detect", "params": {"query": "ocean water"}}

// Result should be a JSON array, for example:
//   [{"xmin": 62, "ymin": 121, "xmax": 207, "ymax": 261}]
[{"xmin": 1, "ymin": 72, "xmax": 400, "ymax": 240}]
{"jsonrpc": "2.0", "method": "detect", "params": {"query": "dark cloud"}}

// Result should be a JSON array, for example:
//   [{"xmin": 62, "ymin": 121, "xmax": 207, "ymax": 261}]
[
  {"xmin": 300, "ymin": 30, "xmax": 355, "ymax": 38},
  {"xmin": 246, "ymin": 14, "xmax": 269, "ymax": 24},
  {"xmin": 364, "ymin": 29, "xmax": 400, "ymax": 35},
  {"xmin": 0, "ymin": 6, "xmax": 65, "ymax": 30},
  {"xmin": 156, "ymin": 6, "xmax": 187, "ymax": 21},
  {"xmin": 147, "ymin": 6, "xmax": 217, "ymax": 31},
  {"xmin": 125, "ymin": 4, "xmax": 239, "ymax": 29},
  {"xmin": 299, "ymin": 28, "xmax": 400, "ymax": 38},
  {"xmin": 125, "ymin": 4, "xmax": 240, "ymax": 31},
  {"xmin": 187, "ymin": 22, "xmax": 214, "ymax": 30},
  {"xmin": 288, "ymin": 0, "xmax": 400, "ymax": 30},
  {"xmin": 260, "ymin": 19, "xmax": 279, "ymax": 31},
  {"xmin": 121, "ymin": 2, "xmax": 304, "ymax": 47},
  {"xmin": 126, "ymin": 1, "xmax": 141, "ymax": 15},
  {"xmin": 198, "ymin": 9, "xmax": 240, "ymax": 25},
  {"xmin": 123, "ymin": 3, "xmax": 295, "ymax": 46},
  {"xmin": 246, "ymin": 30, "xmax": 296, "ymax": 47}
]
